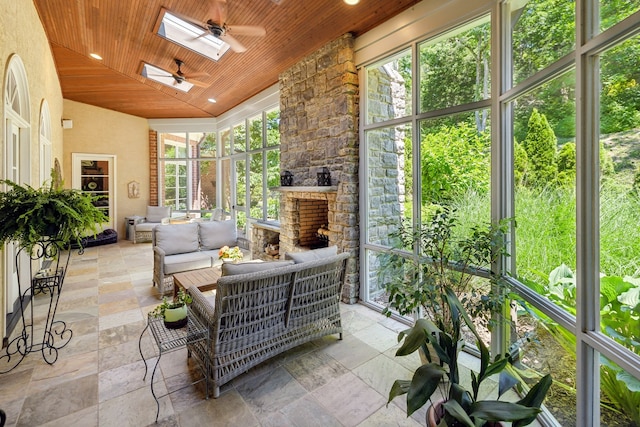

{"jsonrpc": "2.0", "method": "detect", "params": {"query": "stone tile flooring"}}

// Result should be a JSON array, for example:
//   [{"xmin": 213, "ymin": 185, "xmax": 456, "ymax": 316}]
[{"xmin": 0, "ymin": 241, "xmax": 542, "ymax": 426}]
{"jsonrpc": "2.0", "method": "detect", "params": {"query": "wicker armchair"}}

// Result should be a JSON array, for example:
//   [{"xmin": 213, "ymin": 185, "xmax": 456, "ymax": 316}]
[
  {"xmin": 133, "ymin": 206, "xmax": 171, "ymax": 243},
  {"xmin": 187, "ymin": 252, "xmax": 349, "ymax": 398}
]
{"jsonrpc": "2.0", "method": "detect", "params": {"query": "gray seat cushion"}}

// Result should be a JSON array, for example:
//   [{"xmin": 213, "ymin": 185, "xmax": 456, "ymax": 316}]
[
  {"xmin": 135, "ymin": 222, "xmax": 156, "ymax": 232},
  {"xmin": 199, "ymin": 220, "xmax": 237, "ymax": 250},
  {"xmin": 285, "ymin": 245, "xmax": 338, "ymax": 263},
  {"xmin": 221, "ymin": 260, "xmax": 294, "ymax": 276},
  {"xmin": 164, "ymin": 252, "xmax": 213, "ymax": 275},
  {"xmin": 155, "ymin": 223, "xmax": 200, "ymax": 255}
]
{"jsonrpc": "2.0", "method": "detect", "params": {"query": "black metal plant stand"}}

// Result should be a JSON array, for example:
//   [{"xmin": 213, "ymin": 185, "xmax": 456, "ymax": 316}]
[{"xmin": 0, "ymin": 239, "xmax": 75, "ymax": 373}]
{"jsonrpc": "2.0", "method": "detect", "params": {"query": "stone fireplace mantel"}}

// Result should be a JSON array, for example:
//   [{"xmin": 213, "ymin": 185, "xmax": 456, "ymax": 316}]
[{"xmin": 272, "ymin": 186, "xmax": 338, "ymax": 193}]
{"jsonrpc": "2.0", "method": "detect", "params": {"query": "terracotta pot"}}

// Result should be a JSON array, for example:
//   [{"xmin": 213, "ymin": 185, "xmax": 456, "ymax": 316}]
[{"xmin": 427, "ymin": 401, "xmax": 503, "ymax": 427}]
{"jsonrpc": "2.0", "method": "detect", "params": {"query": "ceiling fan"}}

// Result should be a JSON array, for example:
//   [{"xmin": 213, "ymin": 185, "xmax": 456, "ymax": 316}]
[
  {"xmin": 170, "ymin": 59, "xmax": 210, "ymax": 87},
  {"xmin": 141, "ymin": 60, "xmax": 210, "ymax": 91},
  {"xmin": 188, "ymin": 0, "xmax": 266, "ymax": 53}
]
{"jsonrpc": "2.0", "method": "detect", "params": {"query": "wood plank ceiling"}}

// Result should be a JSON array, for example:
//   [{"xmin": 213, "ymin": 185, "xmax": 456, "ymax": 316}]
[{"xmin": 33, "ymin": 0, "xmax": 420, "ymax": 119}]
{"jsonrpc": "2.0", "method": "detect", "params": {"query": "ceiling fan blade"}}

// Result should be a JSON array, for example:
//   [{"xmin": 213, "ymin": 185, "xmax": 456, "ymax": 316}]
[
  {"xmin": 209, "ymin": 0, "xmax": 227, "ymax": 24},
  {"xmin": 188, "ymin": 79, "xmax": 211, "ymax": 88},
  {"xmin": 186, "ymin": 71, "xmax": 210, "ymax": 78},
  {"xmin": 220, "ymin": 33, "xmax": 247, "ymax": 53},
  {"xmin": 226, "ymin": 25, "xmax": 266, "ymax": 37}
]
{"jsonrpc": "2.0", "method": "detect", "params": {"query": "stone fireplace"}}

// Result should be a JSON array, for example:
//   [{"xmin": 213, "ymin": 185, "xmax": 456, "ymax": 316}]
[{"xmin": 277, "ymin": 33, "xmax": 360, "ymax": 303}]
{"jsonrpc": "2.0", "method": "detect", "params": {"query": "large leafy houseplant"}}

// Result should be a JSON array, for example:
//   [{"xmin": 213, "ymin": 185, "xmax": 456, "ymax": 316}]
[
  {"xmin": 378, "ymin": 206, "xmax": 511, "ymax": 335},
  {"xmin": 388, "ymin": 287, "xmax": 552, "ymax": 427},
  {"xmin": 0, "ymin": 173, "xmax": 107, "ymax": 251}
]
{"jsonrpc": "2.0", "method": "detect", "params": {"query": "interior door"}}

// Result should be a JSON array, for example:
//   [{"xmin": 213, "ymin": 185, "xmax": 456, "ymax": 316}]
[{"xmin": 72, "ymin": 154, "xmax": 116, "ymax": 230}]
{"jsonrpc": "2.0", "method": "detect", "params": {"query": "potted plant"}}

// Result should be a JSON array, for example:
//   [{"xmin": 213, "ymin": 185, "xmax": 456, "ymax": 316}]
[
  {"xmin": 388, "ymin": 287, "xmax": 552, "ymax": 427},
  {"xmin": 377, "ymin": 206, "xmax": 511, "ymax": 338},
  {"xmin": 150, "ymin": 290, "xmax": 193, "ymax": 329},
  {"xmin": 0, "ymin": 171, "xmax": 107, "ymax": 251}
]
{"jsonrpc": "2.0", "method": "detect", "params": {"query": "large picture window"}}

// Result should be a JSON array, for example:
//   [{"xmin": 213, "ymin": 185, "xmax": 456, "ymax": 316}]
[{"xmin": 361, "ymin": 2, "xmax": 640, "ymax": 426}]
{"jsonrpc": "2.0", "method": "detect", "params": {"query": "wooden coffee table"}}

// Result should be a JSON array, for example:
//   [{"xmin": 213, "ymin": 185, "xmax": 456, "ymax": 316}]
[{"xmin": 173, "ymin": 267, "xmax": 221, "ymax": 298}]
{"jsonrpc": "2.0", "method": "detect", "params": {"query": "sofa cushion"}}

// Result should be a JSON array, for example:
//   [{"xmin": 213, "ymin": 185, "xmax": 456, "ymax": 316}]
[
  {"xmin": 164, "ymin": 252, "xmax": 213, "ymax": 275},
  {"xmin": 285, "ymin": 246, "xmax": 338, "ymax": 263},
  {"xmin": 146, "ymin": 206, "xmax": 171, "ymax": 222},
  {"xmin": 199, "ymin": 220, "xmax": 237, "ymax": 250},
  {"xmin": 221, "ymin": 260, "xmax": 294, "ymax": 276},
  {"xmin": 155, "ymin": 223, "xmax": 200, "ymax": 255}
]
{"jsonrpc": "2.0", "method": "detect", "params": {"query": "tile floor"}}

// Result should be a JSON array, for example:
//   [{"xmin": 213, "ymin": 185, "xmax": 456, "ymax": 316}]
[{"xmin": 0, "ymin": 241, "xmax": 538, "ymax": 426}]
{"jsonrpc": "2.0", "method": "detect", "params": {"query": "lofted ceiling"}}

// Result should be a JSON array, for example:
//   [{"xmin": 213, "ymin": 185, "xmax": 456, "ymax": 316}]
[{"xmin": 33, "ymin": 0, "xmax": 420, "ymax": 119}]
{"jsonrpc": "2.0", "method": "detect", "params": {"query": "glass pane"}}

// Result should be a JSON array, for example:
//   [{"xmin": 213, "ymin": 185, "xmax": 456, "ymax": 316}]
[
  {"xmin": 599, "ymin": 36, "xmax": 640, "ymax": 357},
  {"xmin": 600, "ymin": 355, "xmax": 640, "ymax": 426},
  {"xmin": 236, "ymin": 210, "xmax": 247, "ymax": 238},
  {"xmin": 233, "ymin": 122, "xmax": 246, "ymax": 153},
  {"xmin": 221, "ymin": 159, "xmax": 231, "ymax": 213},
  {"xmin": 163, "ymin": 161, "xmax": 187, "ymax": 211},
  {"xmin": 249, "ymin": 114, "xmax": 263, "ymax": 150},
  {"xmin": 512, "ymin": 0, "xmax": 575, "ymax": 86},
  {"xmin": 197, "ymin": 132, "xmax": 216, "ymax": 157},
  {"xmin": 365, "ymin": 123, "xmax": 412, "ymax": 245},
  {"xmin": 511, "ymin": 307, "xmax": 576, "ymax": 426},
  {"xmin": 220, "ymin": 128, "xmax": 231, "ymax": 156},
  {"xmin": 266, "ymin": 149, "xmax": 280, "ymax": 221},
  {"xmin": 249, "ymin": 153, "xmax": 264, "ymax": 219},
  {"xmin": 366, "ymin": 48, "xmax": 412, "ymax": 124},
  {"xmin": 160, "ymin": 132, "xmax": 187, "ymax": 158},
  {"xmin": 419, "ymin": 18, "xmax": 491, "ymax": 112},
  {"xmin": 418, "ymin": 110, "xmax": 491, "ymax": 223},
  {"xmin": 266, "ymin": 108, "xmax": 280, "ymax": 146},
  {"xmin": 236, "ymin": 159, "xmax": 246, "ymax": 207},
  {"xmin": 191, "ymin": 159, "xmax": 217, "ymax": 211},
  {"xmin": 513, "ymin": 70, "xmax": 577, "ymax": 308},
  {"xmin": 600, "ymin": 1, "xmax": 640, "ymax": 33}
]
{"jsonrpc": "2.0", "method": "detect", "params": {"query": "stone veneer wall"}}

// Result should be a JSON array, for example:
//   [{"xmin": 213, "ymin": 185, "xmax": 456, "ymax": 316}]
[{"xmin": 279, "ymin": 34, "xmax": 360, "ymax": 303}]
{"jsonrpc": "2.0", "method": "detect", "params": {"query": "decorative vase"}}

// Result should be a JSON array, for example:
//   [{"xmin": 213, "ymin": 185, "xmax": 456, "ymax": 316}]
[{"xmin": 163, "ymin": 304, "xmax": 187, "ymax": 329}]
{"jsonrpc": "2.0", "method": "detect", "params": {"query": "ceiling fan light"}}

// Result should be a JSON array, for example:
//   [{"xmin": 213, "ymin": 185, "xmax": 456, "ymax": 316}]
[
  {"xmin": 89, "ymin": 53, "xmax": 103, "ymax": 60},
  {"xmin": 208, "ymin": 98, "xmax": 217, "ymax": 103},
  {"xmin": 344, "ymin": 0, "xmax": 360, "ymax": 5}
]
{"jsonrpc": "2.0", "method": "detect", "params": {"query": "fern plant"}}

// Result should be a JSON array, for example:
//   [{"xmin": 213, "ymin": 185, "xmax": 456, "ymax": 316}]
[{"xmin": 0, "ymin": 172, "xmax": 107, "ymax": 251}]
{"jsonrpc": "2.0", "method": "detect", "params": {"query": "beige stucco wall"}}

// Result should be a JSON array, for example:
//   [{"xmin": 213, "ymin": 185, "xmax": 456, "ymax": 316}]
[
  {"xmin": 0, "ymin": 0, "xmax": 64, "ymax": 341},
  {"xmin": 62, "ymin": 99, "xmax": 150, "ymax": 239}
]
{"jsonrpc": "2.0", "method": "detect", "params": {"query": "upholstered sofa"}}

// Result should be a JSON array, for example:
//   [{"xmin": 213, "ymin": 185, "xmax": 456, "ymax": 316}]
[
  {"xmin": 152, "ymin": 220, "xmax": 241, "ymax": 295},
  {"xmin": 186, "ymin": 250, "xmax": 349, "ymax": 398}
]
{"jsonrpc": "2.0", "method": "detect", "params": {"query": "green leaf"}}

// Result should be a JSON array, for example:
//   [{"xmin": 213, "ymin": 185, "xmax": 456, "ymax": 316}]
[
  {"xmin": 470, "ymin": 400, "xmax": 541, "ymax": 422},
  {"xmin": 406, "ymin": 364, "xmax": 447, "ymax": 416},
  {"xmin": 442, "ymin": 399, "xmax": 475, "ymax": 427},
  {"xmin": 388, "ymin": 379, "xmax": 411, "ymax": 404}
]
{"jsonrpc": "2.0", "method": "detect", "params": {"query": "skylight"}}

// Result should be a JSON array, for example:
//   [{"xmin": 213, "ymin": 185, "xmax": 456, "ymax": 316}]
[
  {"xmin": 141, "ymin": 63, "xmax": 193, "ymax": 92},
  {"xmin": 157, "ymin": 10, "xmax": 230, "ymax": 62}
]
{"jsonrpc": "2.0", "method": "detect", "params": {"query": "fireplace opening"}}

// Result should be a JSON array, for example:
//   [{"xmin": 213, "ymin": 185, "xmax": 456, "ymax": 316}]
[{"xmin": 297, "ymin": 199, "xmax": 329, "ymax": 249}]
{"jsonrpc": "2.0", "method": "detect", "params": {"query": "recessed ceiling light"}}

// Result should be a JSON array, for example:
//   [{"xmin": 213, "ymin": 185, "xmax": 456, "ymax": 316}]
[
  {"xmin": 207, "ymin": 98, "xmax": 217, "ymax": 103},
  {"xmin": 344, "ymin": 0, "xmax": 360, "ymax": 4},
  {"xmin": 90, "ymin": 53, "xmax": 103, "ymax": 60}
]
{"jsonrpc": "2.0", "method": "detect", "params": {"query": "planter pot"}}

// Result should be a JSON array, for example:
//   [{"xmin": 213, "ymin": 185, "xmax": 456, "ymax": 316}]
[
  {"xmin": 163, "ymin": 304, "xmax": 187, "ymax": 329},
  {"xmin": 427, "ymin": 401, "xmax": 503, "ymax": 427}
]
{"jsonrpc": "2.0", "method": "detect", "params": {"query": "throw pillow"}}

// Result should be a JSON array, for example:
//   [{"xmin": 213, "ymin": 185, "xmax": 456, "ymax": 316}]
[
  {"xmin": 154, "ymin": 223, "xmax": 199, "ymax": 255},
  {"xmin": 221, "ymin": 260, "xmax": 294, "ymax": 276},
  {"xmin": 285, "ymin": 245, "xmax": 338, "ymax": 263},
  {"xmin": 199, "ymin": 220, "xmax": 237, "ymax": 250}
]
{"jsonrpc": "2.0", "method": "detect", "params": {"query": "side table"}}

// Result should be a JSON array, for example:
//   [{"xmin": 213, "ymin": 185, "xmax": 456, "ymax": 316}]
[{"xmin": 138, "ymin": 309, "xmax": 209, "ymax": 422}]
